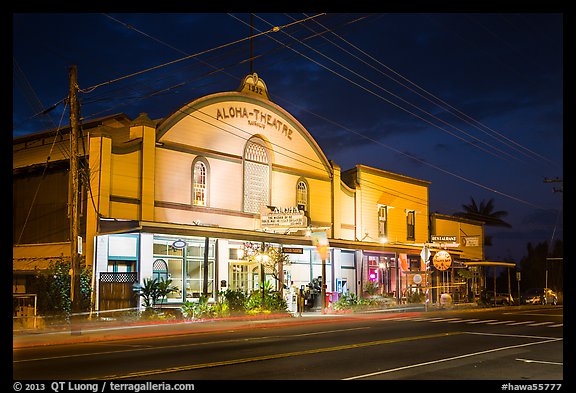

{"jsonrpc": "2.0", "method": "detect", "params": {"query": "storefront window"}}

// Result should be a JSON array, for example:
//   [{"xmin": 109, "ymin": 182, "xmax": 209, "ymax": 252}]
[
  {"xmin": 166, "ymin": 258, "xmax": 183, "ymax": 300},
  {"xmin": 153, "ymin": 236, "xmax": 215, "ymax": 302},
  {"xmin": 230, "ymin": 264, "xmax": 249, "ymax": 291}
]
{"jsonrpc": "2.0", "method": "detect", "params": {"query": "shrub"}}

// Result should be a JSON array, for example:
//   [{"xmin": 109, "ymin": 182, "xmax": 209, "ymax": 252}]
[
  {"xmin": 222, "ymin": 289, "xmax": 247, "ymax": 313},
  {"xmin": 181, "ymin": 295, "xmax": 215, "ymax": 319},
  {"xmin": 246, "ymin": 289, "xmax": 287, "ymax": 313},
  {"xmin": 28, "ymin": 257, "xmax": 92, "ymax": 317}
]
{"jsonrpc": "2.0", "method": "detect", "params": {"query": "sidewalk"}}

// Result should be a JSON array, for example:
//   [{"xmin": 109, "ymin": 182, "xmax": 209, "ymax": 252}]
[{"xmin": 13, "ymin": 303, "xmax": 479, "ymax": 349}]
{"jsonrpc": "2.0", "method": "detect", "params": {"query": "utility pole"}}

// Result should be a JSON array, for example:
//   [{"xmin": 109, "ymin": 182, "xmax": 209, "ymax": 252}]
[
  {"xmin": 68, "ymin": 65, "xmax": 82, "ymax": 334},
  {"xmin": 249, "ymin": 14, "xmax": 254, "ymax": 74},
  {"xmin": 543, "ymin": 177, "xmax": 563, "ymax": 290}
]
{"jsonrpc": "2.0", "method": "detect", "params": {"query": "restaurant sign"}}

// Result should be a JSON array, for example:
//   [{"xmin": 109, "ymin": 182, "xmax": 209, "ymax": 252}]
[{"xmin": 431, "ymin": 235, "xmax": 457, "ymax": 243}]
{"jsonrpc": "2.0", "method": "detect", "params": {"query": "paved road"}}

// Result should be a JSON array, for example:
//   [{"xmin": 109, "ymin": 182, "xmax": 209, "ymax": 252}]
[{"xmin": 13, "ymin": 305, "xmax": 563, "ymax": 383}]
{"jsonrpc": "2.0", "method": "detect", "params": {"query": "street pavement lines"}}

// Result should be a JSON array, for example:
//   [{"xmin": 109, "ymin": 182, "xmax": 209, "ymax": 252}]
[
  {"xmin": 387, "ymin": 316, "xmax": 561, "ymax": 328},
  {"xmin": 342, "ymin": 334, "xmax": 562, "ymax": 380},
  {"xmin": 89, "ymin": 331, "xmax": 463, "ymax": 380}
]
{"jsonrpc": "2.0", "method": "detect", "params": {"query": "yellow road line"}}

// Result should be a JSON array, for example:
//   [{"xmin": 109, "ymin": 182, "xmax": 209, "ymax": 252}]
[{"xmin": 93, "ymin": 331, "xmax": 462, "ymax": 380}]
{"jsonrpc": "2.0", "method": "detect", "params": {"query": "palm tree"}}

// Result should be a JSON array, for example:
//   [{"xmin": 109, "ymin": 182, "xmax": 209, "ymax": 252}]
[
  {"xmin": 454, "ymin": 197, "xmax": 512, "ymax": 227},
  {"xmin": 454, "ymin": 197, "xmax": 512, "ymax": 246}
]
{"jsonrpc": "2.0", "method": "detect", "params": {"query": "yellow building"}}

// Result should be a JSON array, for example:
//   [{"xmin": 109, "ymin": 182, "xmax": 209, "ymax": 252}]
[
  {"xmin": 13, "ymin": 73, "xmax": 480, "ymax": 311},
  {"xmin": 429, "ymin": 213, "xmax": 485, "ymax": 302}
]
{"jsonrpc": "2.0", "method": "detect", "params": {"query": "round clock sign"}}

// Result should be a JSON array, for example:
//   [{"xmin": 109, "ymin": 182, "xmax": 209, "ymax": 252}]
[{"xmin": 433, "ymin": 250, "xmax": 452, "ymax": 271}]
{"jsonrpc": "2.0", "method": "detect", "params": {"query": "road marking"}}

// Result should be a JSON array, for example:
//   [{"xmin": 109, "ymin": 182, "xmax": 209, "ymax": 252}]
[
  {"xmin": 291, "ymin": 327, "xmax": 371, "ymax": 337},
  {"xmin": 516, "ymin": 358, "xmax": 563, "ymax": 366},
  {"xmin": 343, "ymin": 335, "xmax": 563, "ymax": 380},
  {"xmin": 486, "ymin": 320, "xmax": 516, "ymax": 325},
  {"xmin": 90, "ymin": 331, "xmax": 463, "ymax": 380},
  {"xmin": 13, "ymin": 326, "xmax": 372, "ymax": 364},
  {"xmin": 548, "ymin": 324, "xmax": 563, "ymax": 328},
  {"xmin": 384, "ymin": 316, "xmax": 415, "ymax": 321},
  {"xmin": 410, "ymin": 317, "xmax": 444, "ymax": 321},
  {"xmin": 447, "ymin": 318, "xmax": 479, "ymax": 323},
  {"xmin": 467, "ymin": 319, "xmax": 498, "ymax": 324},
  {"xmin": 504, "ymin": 309, "xmax": 563, "ymax": 317},
  {"xmin": 429, "ymin": 318, "xmax": 462, "ymax": 323},
  {"xmin": 464, "ymin": 331, "xmax": 562, "ymax": 340},
  {"xmin": 506, "ymin": 321, "xmax": 536, "ymax": 326},
  {"xmin": 527, "ymin": 322, "xmax": 555, "ymax": 327}
]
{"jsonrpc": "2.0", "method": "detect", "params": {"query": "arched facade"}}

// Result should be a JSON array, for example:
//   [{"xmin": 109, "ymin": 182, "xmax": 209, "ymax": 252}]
[{"xmin": 69, "ymin": 74, "xmax": 476, "ymax": 311}]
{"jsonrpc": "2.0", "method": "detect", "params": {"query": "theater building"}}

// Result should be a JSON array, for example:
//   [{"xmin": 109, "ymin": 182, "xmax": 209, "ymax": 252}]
[{"xmin": 14, "ymin": 73, "xmax": 476, "ymax": 311}]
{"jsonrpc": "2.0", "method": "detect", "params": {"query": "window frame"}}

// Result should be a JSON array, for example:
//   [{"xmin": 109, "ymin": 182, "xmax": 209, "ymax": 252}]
[
  {"xmin": 377, "ymin": 205, "xmax": 388, "ymax": 239},
  {"xmin": 296, "ymin": 178, "xmax": 309, "ymax": 212},
  {"xmin": 192, "ymin": 157, "xmax": 210, "ymax": 207},
  {"xmin": 243, "ymin": 138, "xmax": 271, "ymax": 214},
  {"xmin": 406, "ymin": 210, "xmax": 416, "ymax": 241}
]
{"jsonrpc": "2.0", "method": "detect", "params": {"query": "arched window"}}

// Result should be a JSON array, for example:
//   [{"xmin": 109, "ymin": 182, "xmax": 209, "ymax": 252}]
[
  {"xmin": 153, "ymin": 259, "xmax": 169, "ymax": 282},
  {"xmin": 296, "ymin": 179, "xmax": 308, "ymax": 212},
  {"xmin": 243, "ymin": 139, "xmax": 270, "ymax": 214},
  {"xmin": 192, "ymin": 158, "xmax": 209, "ymax": 206}
]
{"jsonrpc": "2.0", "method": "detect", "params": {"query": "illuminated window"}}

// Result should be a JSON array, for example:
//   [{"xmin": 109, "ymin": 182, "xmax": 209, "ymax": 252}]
[
  {"xmin": 243, "ymin": 139, "xmax": 270, "ymax": 214},
  {"xmin": 407, "ymin": 210, "xmax": 415, "ymax": 240},
  {"xmin": 193, "ymin": 158, "xmax": 208, "ymax": 206},
  {"xmin": 296, "ymin": 179, "xmax": 308, "ymax": 212},
  {"xmin": 378, "ymin": 205, "xmax": 388, "ymax": 238}
]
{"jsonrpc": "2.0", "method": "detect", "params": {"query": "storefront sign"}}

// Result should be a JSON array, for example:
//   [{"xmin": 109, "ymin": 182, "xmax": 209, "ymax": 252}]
[
  {"xmin": 433, "ymin": 250, "xmax": 452, "ymax": 271},
  {"xmin": 215, "ymin": 104, "xmax": 295, "ymax": 141},
  {"xmin": 282, "ymin": 247, "xmax": 304, "ymax": 254},
  {"xmin": 172, "ymin": 239, "xmax": 187, "ymax": 249},
  {"xmin": 261, "ymin": 207, "xmax": 306, "ymax": 227},
  {"xmin": 431, "ymin": 235, "xmax": 457, "ymax": 242},
  {"xmin": 462, "ymin": 236, "xmax": 480, "ymax": 247}
]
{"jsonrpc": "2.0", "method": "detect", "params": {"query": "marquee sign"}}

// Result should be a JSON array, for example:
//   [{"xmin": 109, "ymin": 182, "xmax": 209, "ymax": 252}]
[{"xmin": 261, "ymin": 206, "xmax": 307, "ymax": 228}]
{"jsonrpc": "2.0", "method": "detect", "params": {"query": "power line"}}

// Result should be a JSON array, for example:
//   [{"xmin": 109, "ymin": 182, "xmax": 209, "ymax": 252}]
[
  {"xmin": 100, "ymin": 12, "xmax": 548, "ymax": 211},
  {"xmin": 234, "ymin": 14, "xmax": 546, "ymax": 210},
  {"xmin": 97, "ymin": 13, "xmax": 435, "ymax": 207},
  {"xmin": 303, "ymin": 13, "xmax": 559, "ymax": 170},
  {"xmin": 246, "ymin": 14, "xmax": 531, "ymax": 165},
  {"xmin": 82, "ymin": 13, "xmax": 326, "ymax": 94}
]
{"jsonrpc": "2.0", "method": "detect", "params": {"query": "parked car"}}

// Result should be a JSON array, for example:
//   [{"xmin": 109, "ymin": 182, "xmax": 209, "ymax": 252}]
[
  {"xmin": 486, "ymin": 292, "xmax": 515, "ymax": 305},
  {"xmin": 521, "ymin": 288, "xmax": 558, "ymax": 305}
]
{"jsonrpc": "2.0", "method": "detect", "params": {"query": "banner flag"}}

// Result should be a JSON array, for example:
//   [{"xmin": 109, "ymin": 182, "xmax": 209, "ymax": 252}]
[{"xmin": 311, "ymin": 231, "xmax": 329, "ymax": 260}]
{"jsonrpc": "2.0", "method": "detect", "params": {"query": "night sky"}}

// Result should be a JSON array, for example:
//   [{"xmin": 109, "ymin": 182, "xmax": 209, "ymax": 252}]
[{"xmin": 12, "ymin": 12, "xmax": 564, "ymax": 263}]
